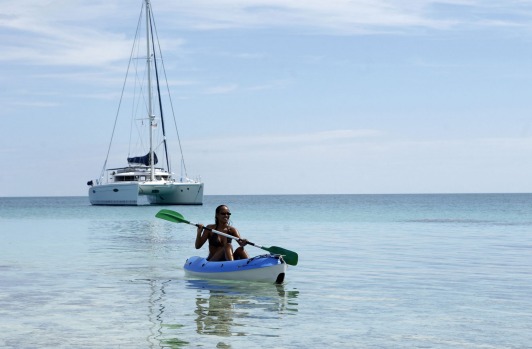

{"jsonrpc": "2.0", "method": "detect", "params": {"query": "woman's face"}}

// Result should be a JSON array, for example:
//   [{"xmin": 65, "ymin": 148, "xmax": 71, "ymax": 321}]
[{"xmin": 217, "ymin": 206, "xmax": 231, "ymax": 223}]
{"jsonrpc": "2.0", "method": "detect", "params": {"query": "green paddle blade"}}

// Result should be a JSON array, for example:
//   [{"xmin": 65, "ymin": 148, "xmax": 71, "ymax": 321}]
[
  {"xmin": 264, "ymin": 246, "xmax": 298, "ymax": 266},
  {"xmin": 156, "ymin": 209, "xmax": 189, "ymax": 224}
]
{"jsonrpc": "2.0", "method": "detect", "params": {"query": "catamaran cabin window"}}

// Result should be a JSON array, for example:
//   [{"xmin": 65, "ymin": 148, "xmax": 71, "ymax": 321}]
[{"xmin": 115, "ymin": 175, "xmax": 136, "ymax": 181}]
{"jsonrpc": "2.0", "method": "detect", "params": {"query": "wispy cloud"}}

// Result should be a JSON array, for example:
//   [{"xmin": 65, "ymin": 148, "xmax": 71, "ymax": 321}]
[
  {"xmin": 2, "ymin": 0, "xmax": 531, "ymax": 68},
  {"xmin": 272, "ymin": 129, "xmax": 385, "ymax": 143},
  {"xmin": 204, "ymin": 84, "xmax": 239, "ymax": 95},
  {"xmin": 159, "ymin": 0, "xmax": 532, "ymax": 33},
  {"xmin": 0, "ymin": 2, "xmax": 135, "ymax": 66},
  {"xmin": 159, "ymin": 0, "xmax": 448, "ymax": 32},
  {"xmin": 186, "ymin": 129, "xmax": 532, "ymax": 159},
  {"xmin": 187, "ymin": 129, "xmax": 385, "ymax": 151}
]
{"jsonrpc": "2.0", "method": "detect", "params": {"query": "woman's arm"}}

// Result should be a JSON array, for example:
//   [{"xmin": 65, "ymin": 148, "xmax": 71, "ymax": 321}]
[
  {"xmin": 195, "ymin": 224, "xmax": 209, "ymax": 249},
  {"xmin": 230, "ymin": 227, "xmax": 248, "ymax": 247}
]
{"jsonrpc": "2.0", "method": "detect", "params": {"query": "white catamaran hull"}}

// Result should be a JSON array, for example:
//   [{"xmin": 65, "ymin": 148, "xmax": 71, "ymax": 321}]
[
  {"xmin": 89, "ymin": 181, "xmax": 203, "ymax": 205},
  {"xmin": 143, "ymin": 182, "xmax": 203, "ymax": 205},
  {"xmin": 88, "ymin": 183, "xmax": 140, "ymax": 205}
]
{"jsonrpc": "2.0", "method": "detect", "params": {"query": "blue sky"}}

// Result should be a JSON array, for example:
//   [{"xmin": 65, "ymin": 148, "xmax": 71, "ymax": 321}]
[{"xmin": 2, "ymin": 0, "xmax": 532, "ymax": 196}]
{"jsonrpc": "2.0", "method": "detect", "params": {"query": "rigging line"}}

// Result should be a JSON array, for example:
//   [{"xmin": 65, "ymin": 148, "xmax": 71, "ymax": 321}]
[
  {"xmin": 129, "ymin": 24, "xmax": 141, "ymax": 158},
  {"xmin": 132, "ymin": 47, "xmax": 149, "ymax": 157},
  {"xmin": 151, "ymin": 11, "xmax": 189, "ymax": 179},
  {"xmin": 131, "ymin": 2, "xmax": 150, "ymax": 159},
  {"xmin": 99, "ymin": 0, "xmax": 144, "ymax": 181},
  {"xmin": 132, "ymin": 26, "xmax": 149, "ymax": 157},
  {"xmin": 149, "ymin": 10, "xmax": 171, "ymax": 173}
]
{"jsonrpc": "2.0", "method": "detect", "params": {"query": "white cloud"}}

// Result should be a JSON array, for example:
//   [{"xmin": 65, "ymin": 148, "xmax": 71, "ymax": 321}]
[
  {"xmin": 2, "ymin": 0, "xmax": 531, "ymax": 68},
  {"xmin": 204, "ymin": 84, "xmax": 239, "ymax": 95},
  {"xmin": 186, "ymin": 129, "xmax": 385, "ymax": 151},
  {"xmin": 158, "ymin": 0, "xmax": 444, "ymax": 32},
  {"xmin": 157, "ymin": 0, "xmax": 532, "ymax": 33}
]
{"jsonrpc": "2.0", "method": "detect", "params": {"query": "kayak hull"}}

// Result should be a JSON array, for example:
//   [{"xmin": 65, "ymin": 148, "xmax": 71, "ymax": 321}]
[{"xmin": 183, "ymin": 254, "xmax": 287, "ymax": 284}]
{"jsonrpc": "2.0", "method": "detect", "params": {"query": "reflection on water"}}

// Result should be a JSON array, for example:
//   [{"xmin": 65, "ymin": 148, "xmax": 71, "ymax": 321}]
[
  {"xmin": 143, "ymin": 278, "xmax": 299, "ymax": 348},
  {"xmin": 187, "ymin": 279, "xmax": 299, "ymax": 344},
  {"xmin": 145, "ymin": 279, "xmax": 189, "ymax": 349}
]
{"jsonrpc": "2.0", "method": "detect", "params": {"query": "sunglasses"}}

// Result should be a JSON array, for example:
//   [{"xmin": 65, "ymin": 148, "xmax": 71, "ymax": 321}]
[{"xmin": 220, "ymin": 212, "xmax": 231, "ymax": 216}]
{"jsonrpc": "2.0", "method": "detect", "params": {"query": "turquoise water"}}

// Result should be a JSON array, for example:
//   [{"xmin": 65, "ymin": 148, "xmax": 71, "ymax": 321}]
[{"xmin": 1, "ymin": 194, "xmax": 531, "ymax": 348}]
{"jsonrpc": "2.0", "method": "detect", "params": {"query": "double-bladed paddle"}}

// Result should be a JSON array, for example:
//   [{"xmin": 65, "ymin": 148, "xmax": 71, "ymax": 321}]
[{"xmin": 155, "ymin": 209, "xmax": 298, "ymax": 266}]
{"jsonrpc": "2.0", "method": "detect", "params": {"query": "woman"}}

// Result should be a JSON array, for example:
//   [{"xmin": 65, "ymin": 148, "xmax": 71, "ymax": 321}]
[{"xmin": 195, "ymin": 205, "xmax": 249, "ymax": 261}]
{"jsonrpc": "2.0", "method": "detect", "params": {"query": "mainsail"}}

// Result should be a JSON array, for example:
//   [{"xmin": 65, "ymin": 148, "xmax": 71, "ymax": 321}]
[{"xmin": 127, "ymin": 152, "xmax": 158, "ymax": 166}]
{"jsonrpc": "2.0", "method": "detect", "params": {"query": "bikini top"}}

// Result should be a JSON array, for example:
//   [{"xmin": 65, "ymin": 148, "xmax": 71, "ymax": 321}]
[{"xmin": 209, "ymin": 227, "xmax": 232, "ymax": 247}]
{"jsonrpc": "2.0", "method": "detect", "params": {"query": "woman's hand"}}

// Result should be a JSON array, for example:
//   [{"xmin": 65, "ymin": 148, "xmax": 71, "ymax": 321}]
[
  {"xmin": 196, "ymin": 224, "xmax": 204, "ymax": 234},
  {"xmin": 237, "ymin": 238, "xmax": 248, "ymax": 247},
  {"xmin": 195, "ymin": 224, "xmax": 207, "ymax": 249}
]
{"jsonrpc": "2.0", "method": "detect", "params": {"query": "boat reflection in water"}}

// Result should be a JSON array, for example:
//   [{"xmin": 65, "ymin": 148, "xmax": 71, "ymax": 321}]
[{"xmin": 186, "ymin": 279, "xmax": 299, "ymax": 340}]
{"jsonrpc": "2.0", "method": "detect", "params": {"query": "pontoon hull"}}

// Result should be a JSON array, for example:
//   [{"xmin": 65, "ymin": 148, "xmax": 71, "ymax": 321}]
[
  {"xmin": 88, "ymin": 183, "xmax": 141, "ymax": 205},
  {"xmin": 144, "ymin": 182, "xmax": 203, "ymax": 205},
  {"xmin": 88, "ymin": 181, "xmax": 203, "ymax": 205}
]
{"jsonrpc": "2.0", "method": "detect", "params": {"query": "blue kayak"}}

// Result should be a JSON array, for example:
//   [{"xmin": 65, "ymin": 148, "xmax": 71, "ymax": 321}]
[{"xmin": 183, "ymin": 254, "xmax": 287, "ymax": 284}]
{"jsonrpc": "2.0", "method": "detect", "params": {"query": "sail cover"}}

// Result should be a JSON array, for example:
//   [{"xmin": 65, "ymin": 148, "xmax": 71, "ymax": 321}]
[{"xmin": 127, "ymin": 152, "xmax": 158, "ymax": 166}]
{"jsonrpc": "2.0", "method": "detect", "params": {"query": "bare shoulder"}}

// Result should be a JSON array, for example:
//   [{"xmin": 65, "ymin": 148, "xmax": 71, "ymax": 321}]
[{"xmin": 228, "ymin": 226, "xmax": 240, "ymax": 236}]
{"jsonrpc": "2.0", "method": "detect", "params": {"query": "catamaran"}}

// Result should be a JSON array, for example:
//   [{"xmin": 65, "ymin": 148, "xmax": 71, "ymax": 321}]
[{"xmin": 87, "ymin": 0, "xmax": 203, "ymax": 205}]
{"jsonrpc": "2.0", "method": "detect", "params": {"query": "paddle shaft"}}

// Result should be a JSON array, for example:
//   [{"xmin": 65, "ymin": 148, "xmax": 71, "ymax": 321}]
[{"xmin": 191, "ymin": 221, "xmax": 260, "ymax": 247}]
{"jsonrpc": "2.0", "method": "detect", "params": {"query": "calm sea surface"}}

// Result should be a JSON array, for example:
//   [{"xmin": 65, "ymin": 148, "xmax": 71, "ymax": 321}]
[{"xmin": 1, "ymin": 194, "xmax": 531, "ymax": 348}]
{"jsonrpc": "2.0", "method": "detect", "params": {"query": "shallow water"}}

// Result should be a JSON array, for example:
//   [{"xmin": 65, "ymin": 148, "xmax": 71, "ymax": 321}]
[{"xmin": 1, "ymin": 194, "xmax": 531, "ymax": 348}]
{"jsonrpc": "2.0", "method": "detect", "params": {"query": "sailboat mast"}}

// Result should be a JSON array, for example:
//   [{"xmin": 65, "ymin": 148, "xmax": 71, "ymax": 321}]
[{"xmin": 146, "ymin": 0, "xmax": 155, "ymax": 181}]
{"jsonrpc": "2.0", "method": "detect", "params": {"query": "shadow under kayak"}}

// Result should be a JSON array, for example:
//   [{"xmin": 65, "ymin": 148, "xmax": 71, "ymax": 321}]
[{"xmin": 184, "ymin": 254, "xmax": 287, "ymax": 284}]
